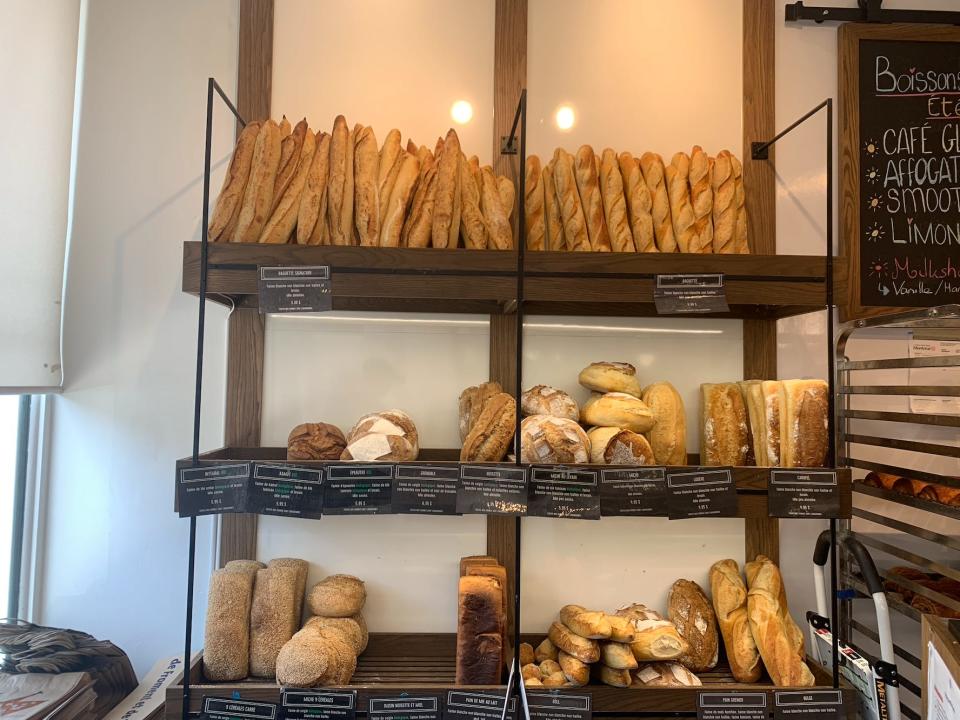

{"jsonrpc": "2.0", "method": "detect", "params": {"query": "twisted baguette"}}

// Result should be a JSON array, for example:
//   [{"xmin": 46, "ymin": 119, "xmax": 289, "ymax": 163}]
[
  {"xmin": 666, "ymin": 152, "xmax": 696, "ymax": 253},
  {"xmin": 617, "ymin": 151, "xmax": 655, "ymax": 252},
  {"xmin": 689, "ymin": 145, "xmax": 713, "ymax": 253},
  {"xmin": 598, "ymin": 148, "xmax": 635, "ymax": 252},
  {"xmin": 639, "ymin": 152, "xmax": 676, "ymax": 252},
  {"xmin": 711, "ymin": 150, "xmax": 736, "ymax": 253}
]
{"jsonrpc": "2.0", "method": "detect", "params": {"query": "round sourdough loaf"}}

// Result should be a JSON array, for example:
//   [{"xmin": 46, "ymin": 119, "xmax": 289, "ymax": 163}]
[
  {"xmin": 581, "ymin": 393, "xmax": 655, "ymax": 433},
  {"xmin": 586, "ymin": 427, "xmax": 655, "ymax": 465},
  {"xmin": 287, "ymin": 422, "xmax": 347, "ymax": 460},
  {"xmin": 275, "ymin": 626, "xmax": 334, "ymax": 687},
  {"xmin": 578, "ymin": 361, "xmax": 643, "ymax": 397},
  {"xmin": 341, "ymin": 409, "xmax": 418, "ymax": 461},
  {"xmin": 308, "ymin": 574, "xmax": 366, "ymax": 617},
  {"xmin": 519, "ymin": 415, "xmax": 590, "ymax": 464},
  {"xmin": 520, "ymin": 385, "xmax": 579, "ymax": 421}
]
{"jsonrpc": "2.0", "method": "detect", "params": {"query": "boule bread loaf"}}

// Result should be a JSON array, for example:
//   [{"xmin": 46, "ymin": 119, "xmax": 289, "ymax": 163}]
[
  {"xmin": 711, "ymin": 150, "xmax": 736, "ymax": 253},
  {"xmin": 666, "ymin": 152, "xmax": 696, "ymax": 252},
  {"xmin": 599, "ymin": 148, "xmax": 635, "ymax": 252},
  {"xmin": 249, "ymin": 565, "xmax": 300, "ymax": 677},
  {"xmin": 203, "ymin": 568, "xmax": 255, "ymax": 681},
  {"xmin": 780, "ymin": 379, "xmax": 829, "ymax": 468},
  {"xmin": 287, "ymin": 422, "xmax": 347, "ymax": 460},
  {"xmin": 558, "ymin": 651, "xmax": 589, "ymax": 686},
  {"xmin": 342, "ymin": 409, "xmax": 419, "ymax": 462},
  {"xmin": 688, "ymin": 145, "xmax": 713, "ymax": 253},
  {"xmin": 639, "ymin": 152, "xmax": 676, "ymax": 252},
  {"xmin": 700, "ymin": 383, "xmax": 750, "ymax": 466},
  {"xmin": 586, "ymin": 427, "xmax": 655, "ymax": 465},
  {"xmin": 304, "ymin": 615, "xmax": 366, "ymax": 655},
  {"xmin": 460, "ymin": 392, "xmax": 516, "ymax": 462},
  {"xmin": 642, "ymin": 381, "xmax": 687, "ymax": 465},
  {"xmin": 232, "ymin": 119, "xmax": 282, "ymax": 243},
  {"xmin": 553, "ymin": 149, "xmax": 590, "ymax": 251},
  {"xmin": 560, "ymin": 605, "xmax": 612, "ymax": 639},
  {"xmin": 633, "ymin": 662, "xmax": 702, "ymax": 687},
  {"xmin": 539, "ymin": 659, "xmax": 562, "ymax": 676},
  {"xmin": 548, "ymin": 621, "xmax": 600, "ymax": 663},
  {"xmin": 520, "ymin": 385, "xmax": 579, "ymax": 422},
  {"xmin": 581, "ymin": 393, "xmax": 655, "ymax": 434},
  {"xmin": 574, "ymin": 145, "xmax": 611, "ymax": 251},
  {"xmin": 542, "ymin": 159, "xmax": 565, "ymax": 250},
  {"xmin": 709, "ymin": 559, "xmax": 762, "ymax": 682},
  {"xmin": 578, "ymin": 361, "xmax": 642, "ymax": 397},
  {"xmin": 459, "ymin": 381, "xmax": 504, "ymax": 441},
  {"xmin": 519, "ymin": 415, "xmax": 590, "ymax": 465},
  {"xmin": 668, "ymin": 579, "xmax": 718, "ymax": 672},
  {"xmin": 308, "ymin": 574, "xmax": 366, "ymax": 618},
  {"xmin": 615, "ymin": 604, "xmax": 688, "ymax": 662},
  {"xmin": 618, "ymin": 151, "xmax": 655, "ymax": 252},
  {"xmin": 275, "ymin": 626, "xmax": 335, "ymax": 687},
  {"xmin": 525, "ymin": 155, "xmax": 545, "ymax": 250},
  {"xmin": 209, "ymin": 121, "xmax": 261, "ymax": 242}
]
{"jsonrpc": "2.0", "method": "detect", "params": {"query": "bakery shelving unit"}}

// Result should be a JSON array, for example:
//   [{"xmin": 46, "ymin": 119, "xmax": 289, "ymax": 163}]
[
  {"xmin": 836, "ymin": 305, "xmax": 960, "ymax": 720},
  {"xmin": 169, "ymin": 80, "xmax": 857, "ymax": 719}
]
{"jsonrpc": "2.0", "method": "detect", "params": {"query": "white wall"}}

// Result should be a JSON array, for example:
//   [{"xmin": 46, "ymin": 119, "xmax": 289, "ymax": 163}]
[{"xmin": 39, "ymin": 0, "xmax": 235, "ymax": 676}]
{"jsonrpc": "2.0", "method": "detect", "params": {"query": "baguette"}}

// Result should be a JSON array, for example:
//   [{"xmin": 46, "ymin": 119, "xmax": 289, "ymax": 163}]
[
  {"xmin": 298, "ymin": 131, "xmax": 331, "ymax": 245},
  {"xmin": 209, "ymin": 121, "xmax": 261, "ymax": 242},
  {"xmin": 601, "ymin": 641, "xmax": 638, "ymax": 670},
  {"xmin": 480, "ymin": 167, "xmax": 513, "ymax": 250},
  {"xmin": 353, "ymin": 125, "xmax": 380, "ymax": 247},
  {"xmin": 558, "ymin": 651, "xmax": 589, "ymax": 686},
  {"xmin": 710, "ymin": 559, "xmax": 762, "ymax": 682},
  {"xmin": 737, "ymin": 380, "xmax": 759, "ymax": 467},
  {"xmin": 377, "ymin": 129, "xmax": 402, "ymax": 231},
  {"xmin": 432, "ymin": 129, "xmax": 462, "ymax": 248},
  {"xmin": 498, "ymin": 176, "xmax": 515, "ymax": 221},
  {"xmin": 639, "ymin": 152, "xmax": 676, "ymax": 252},
  {"xmin": 232, "ymin": 119, "xmax": 282, "ymax": 243},
  {"xmin": 712, "ymin": 150, "xmax": 736, "ymax": 253},
  {"xmin": 548, "ymin": 621, "xmax": 600, "ymax": 663},
  {"xmin": 598, "ymin": 148, "xmax": 635, "ymax": 252},
  {"xmin": 272, "ymin": 119, "xmax": 308, "ymax": 216},
  {"xmin": 732, "ymin": 154, "xmax": 749, "ymax": 253},
  {"xmin": 560, "ymin": 605, "xmax": 612, "ymax": 639},
  {"xmin": 618, "ymin": 151, "xmax": 655, "ymax": 252},
  {"xmin": 327, "ymin": 116, "xmax": 354, "ymax": 246},
  {"xmin": 542, "ymin": 159, "xmax": 565, "ymax": 250},
  {"xmin": 607, "ymin": 615, "xmax": 639, "ymax": 644},
  {"xmin": 666, "ymin": 152, "xmax": 697, "ymax": 252},
  {"xmin": 460, "ymin": 154, "xmax": 486, "ymax": 249},
  {"xmin": 688, "ymin": 145, "xmax": 714, "ymax": 253},
  {"xmin": 552, "ymin": 149, "xmax": 590, "ymax": 251},
  {"xmin": 575, "ymin": 145, "xmax": 611, "ymax": 251},
  {"xmin": 525, "ymin": 155, "xmax": 545, "ymax": 250},
  {"xmin": 278, "ymin": 115, "xmax": 291, "ymax": 137},
  {"xmin": 594, "ymin": 665, "xmax": 632, "ymax": 688},
  {"xmin": 259, "ymin": 127, "xmax": 316, "ymax": 244},
  {"xmin": 403, "ymin": 166, "xmax": 438, "ymax": 248},
  {"xmin": 379, "ymin": 151, "xmax": 421, "ymax": 248}
]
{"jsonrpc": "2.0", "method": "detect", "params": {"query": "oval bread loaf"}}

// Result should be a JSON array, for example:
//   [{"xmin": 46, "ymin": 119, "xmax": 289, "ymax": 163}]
[
  {"xmin": 668, "ymin": 579, "xmax": 719, "ymax": 672},
  {"xmin": 305, "ymin": 616, "xmax": 366, "ymax": 655},
  {"xmin": 615, "ymin": 603, "xmax": 688, "ymax": 662},
  {"xmin": 595, "ymin": 664, "xmax": 632, "ymax": 687},
  {"xmin": 559, "ymin": 605, "xmax": 612, "ymax": 639},
  {"xmin": 578, "ymin": 362, "xmax": 643, "ymax": 397},
  {"xmin": 460, "ymin": 392, "xmax": 516, "ymax": 462},
  {"xmin": 548, "ymin": 621, "xmax": 600, "ymax": 664},
  {"xmin": 308, "ymin": 575, "xmax": 366, "ymax": 618},
  {"xmin": 581, "ymin": 393, "xmax": 656, "ymax": 434},
  {"xmin": 539, "ymin": 659, "xmax": 562, "ymax": 677},
  {"xmin": 601, "ymin": 641, "xmax": 639, "ymax": 670},
  {"xmin": 520, "ymin": 385, "xmax": 579, "ymax": 422},
  {"xmin": 558, "ymin": 651, "xmax": 589, "ymax": 686},
  {"xmin": 535, "ymin": 637, "xmax": 559, "ymax": 663},
  {"xmin": 642, "ymin": 382, "xmax": 687, "ymax": 465}
]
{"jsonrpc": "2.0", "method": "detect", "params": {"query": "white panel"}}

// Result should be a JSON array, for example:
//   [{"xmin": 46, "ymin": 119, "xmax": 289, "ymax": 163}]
[
  {"xmin": 259, "ymin": 313, "xmax": 490, "ymax": 632},
  {"xmin": 272, "ymin": 0, "xmax": 495, "ymax": 164},
  {"xmin": 528, "ymin": 0, "xmax": 743, "ymax": 161}
]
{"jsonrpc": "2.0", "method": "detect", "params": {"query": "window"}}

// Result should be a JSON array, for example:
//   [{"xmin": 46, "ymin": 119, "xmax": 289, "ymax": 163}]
[{"xmin": 0, "ymin": 395, "xmax": 28, "ymax": 618}]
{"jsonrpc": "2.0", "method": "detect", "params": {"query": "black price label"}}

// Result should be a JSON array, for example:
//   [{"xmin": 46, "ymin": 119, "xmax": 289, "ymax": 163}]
[
  {"xmin": 259, "ymin": 266, "xmax": 332, "ymax": 313},
  {"xmin": 655, "ymin": 274, "xmax": 729, "ymax": 314},
  {"xmin": 697, "ymin": 693, "xmax": 766, "ymax": 720},
  {"xmin": 445, "ymin": 691, "xmax": 516, "ymax": 720},
  {"xmin": 203, "ymin": 698, "xmax": 278, "ymax": 720},
  {"xmin": 599, "ymin": 467, "xmax": 667, "ymax": 516},
  {"xmin": 324, "ymin": 465, "xmax": 393, "ymax": 515},
  {"xmin": 281, "ymin": 690, "xmax": 356, "ymax": 720},
  {"xmin": 456, "ymin": 465, "xmax": 528, "ymax": 515},
  {"xmin": 769, "ymin": 470, "xmax": 841, "ymax": 519},
  {"xmin": 177, "ymin": 464, "xmax": 250, "ymax": 517},
  {"xmin": 392, "ymin": 466, "xmax": 459, "ymax": 515},
  {"xmin": 773, "ymin": 691, "xmax": 842, "ymax": 720},
  {"xmin": 368, "ymin": 695, "xmax": 442, "ymax": 720},
  {"xmin": 527, "ymin": 693, "xmax": 592, "ymax": 720},
  {"xmin": 248, "ymin": 464, "xmax": 324, "ymax": 519},
  {"xmin": 667, "ymin": 468, "xmax": 738, "ymax": 519},
  {"xmin": 527, "ymin": 467, "xmax": 600, "ymax": 520}
]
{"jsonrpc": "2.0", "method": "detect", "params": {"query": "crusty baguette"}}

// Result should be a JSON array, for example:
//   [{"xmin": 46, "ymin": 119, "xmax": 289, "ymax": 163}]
[
  {"xmin": 402, "ymin": 147, "xmax": 437, "ymax": 247},
  {"xmin": 574, "ymin": 145, "xmax": 611, "ymax": 251},
  {"xmin": 432, "ymin": 129, "xmax": 462, "ymax": 248},
  {"xmin": 327, "ymin": 115, "xmax": 354, "ymax": 246},
  {"xmin": 711, "ymin": 150, "xmax": 736, "ymax": 253},
  {"xmin": 377, "ymin": 129, "xmax": 402, "ymax": 230},
  {"xmin": 460, "ymin": 154, "xmax": 486, "ymax": 249},
  {"xmin": 542, "ymin": 159, "xmax": 565, "ymax": 250},
  {"xmin": 406, "ymin": 138, "xmax": 417, "ymax": 154},
  {"xmin": 639, "ymin": 152, "xmax": 676, "ymax": 252},
  {"xmin": 273, "ymin": 119, "xmax": 308, "ymax": 217},
  {"xmin": 497, "ymin": 176, "xmax": 515, "ymax": 222},
  {"xmin": 595, "ymin": 665, "xmax": 632, "ymax": 688},
  {"xmin": 278, "ymin": 115, "xmax": 291, "ymax": 137},
  {"xmin": 232, "ymin": 119, "xmax": 282, "ymax": 243},
  {"xmin": 298, "ymin": 131, "xmax": 330, "ymax": 245},
  {"xmin": 617, "ymin": 151, "xmax": 655, "ymax": 252},
  {"xmin": 353, "ymin": 125, "xmax": 380, "ymax": 247},
  {"xmin": 666, "ymin": 152, "xmax": 697, "ymax": 252},
  {"xmin": 558, "ymin": 651, "xmax": 589, "ymax": 686},
  {"xmin": 689, "ymin": 145, "xmax": 714, "ymax": 253},
  {"xmin": 710, "ymin": 559, "xmax": 762, "ymax": 682},
  {"xmin": 481, "ymin": 166, "xmax": 513, "ymax": 250},
  {"xmin": 601, "ymin": 641, "xmax": 639, "ymax": 670},
  {"xmin": 599, "ymin": 148, "xmax": 635, "ymax": 252},
  {"xmin": 553, "ymin": 149, "xmax": 590, "ymax": 251},
  {"xmin": 403, "ymin": 166, "xmax": 438, "ymax": 248},
  {"xmin": 560, "ymin": 604, "xmax": 612, "ymax": 639},
  {"xmin": 379, "ymin": 150, "xmax": 421, "ymax": 247},
  {"xmin": 524, "ymin": 155, "xmax": 545, "ymax": 250},
  {"xmin": 607, "ymin": 615, "xmax": 639, "ymax": 643},
  {"xmin": 731, "ymin": 154, "xmax": 749, "ymax": 253},
  {"xmin": 548, "ymin": 621, "xmax": 600, "ymax": 663},
  {"xmin": 209, "ymin": 121, "xmax": 261, "ymax": 242},
  {"xmin": 258, "ymin": 128, "xmax": 316, "ymax": 244}
]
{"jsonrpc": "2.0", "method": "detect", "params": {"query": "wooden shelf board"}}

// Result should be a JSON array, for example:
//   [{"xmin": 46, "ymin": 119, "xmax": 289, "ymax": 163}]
[{"xmin": 182, "ymin": 243, "xmax": 845, "ymax": 318}]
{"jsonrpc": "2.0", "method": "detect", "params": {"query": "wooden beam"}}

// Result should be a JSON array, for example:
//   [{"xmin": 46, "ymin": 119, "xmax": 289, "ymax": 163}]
[
  {"xmin": 493, "ymin": 0, "xmax": 528, "ymax": 233},
  {"xmin": 237, "ymin": 0, "xmax": 274, "ymax": 126}
]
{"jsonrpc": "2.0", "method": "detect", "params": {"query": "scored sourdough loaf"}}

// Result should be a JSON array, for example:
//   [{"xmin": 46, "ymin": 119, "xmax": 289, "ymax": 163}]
[
  {"xmin": 581, "ymin": 393, "xmax": 656, "ymax": 434},
  {"xmin": 232, "ymin": 119, "xmax": 282, "ymax": 243},
  {"xmin": 308, "ymin": 574, "xmax": 366, "ymax": 618},
  {"xmin": 615, "ymin": 603, "xmax": 688, "ymax": 662},
  {"xmin": 459, "ymin": 381, "xmax": 504, "ymax": 442},
  {"xmin": 548, "ymin": 621, "xmax": 600, "ymax": 663},
  {"xmin": 641, "ymin": 382, "xmax": 686, "ymax": 465},
  {"xmin": 578, "ymin": 361, "xmax": 643, "ymax": 397},
  {"xmin": 341, "ymin": 409, "xmax": 419, "ymax": 462},
  {"xmin": 203, "ymin": 568, "xmax": 256, "ymax": 681},
  {"xmin": 208, "ymin": 121, "xmax": 261, "ymax": 242},
  {"xmin": 668, "ymin": 579, "xmax": 719, "ymax": 672},
  {"xmin": 709, "ymin": 559, "xmax": 762, "ymax": 682},
  {"xmin": 287, "ymin": 422, "xmax": 347, "ymax": 461},
  {"xmin": 639, "ymin": 152, "xmax": 676, "ymax": 252},
  {"xmin": 586, "ymin": 427, "xmax": 654, "ymax": 465},
  {"xmin": 519, "ymin": 415, "xmax": 590, "ymax": 465},
  {"xmin": 456, "ymin": 574, "xmax": 504, "ymax": 684},
  {"xmin": 574, "ymin": 145, "xmax": 611, "ymax": 251},
  {"xmin": 618, "ymin": 151, "xmax": 655, "ymax": 252},
  {"xmin": 780, "ymin": 379, "xmax": 829, "ymax": 468},
  {"xmin": 559, "ymin": 604, "xmax": 612, "ymax": 639},
  {"xmin": 520, "ymin": 385, "xmax": 579, "ymax": 422},
  {"xmin": 460, "ymin": 392, "xmax": 516, "ymax": 462},
  {"xmin": 250, "ymin": 565, "xmax": 300, "ymax": 677},
  {"xmin": 700, "ymin": 383, "xmax": 750, "ymax": 466},
  {"xmin": 633, "ymin": 662, "xmax": 702, "ymax": 687},
  {"xmin": 525, "ymin": 155, "xmax": 545, "ymax": 250}
]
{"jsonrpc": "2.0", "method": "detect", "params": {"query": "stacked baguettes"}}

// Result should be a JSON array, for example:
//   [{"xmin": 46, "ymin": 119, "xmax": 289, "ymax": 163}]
[{"xmin": 210, "ymin": 120, "xmax": 514, "ymax": 248}]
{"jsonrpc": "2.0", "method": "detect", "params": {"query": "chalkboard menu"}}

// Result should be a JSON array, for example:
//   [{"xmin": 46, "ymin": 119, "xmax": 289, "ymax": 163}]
[{"xmin": 841, "ymin": 25, "xmax": 960, "ymax": 317}]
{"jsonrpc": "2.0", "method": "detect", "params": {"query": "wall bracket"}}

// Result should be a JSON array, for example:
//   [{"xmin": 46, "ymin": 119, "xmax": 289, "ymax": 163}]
[{"xmin": 786, "ymin": 0, "xmax": 960, "ymax": 25}]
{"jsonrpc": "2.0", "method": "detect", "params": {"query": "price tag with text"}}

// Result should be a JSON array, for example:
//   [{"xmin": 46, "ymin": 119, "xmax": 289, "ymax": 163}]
[
  {"xmin": 599, "ymin": 467, "xmax": 667, "ymax": 516},
  {"xmin": 248, "ymin": 463, "xmax": 324, "ymax": 519},
  {"xmin": 281, "ymin": 690, "xmax": 356, "ymax": 720},
  {"xmin": 177, "ymin": 463, "xmax": 249, "ymax": 517},
  {"xmin": 445, "ymin": 691, "xmax": 516, "ymax": 720},
  {"xmin": 667, "ymin": 468, "xmax": 738, "ymax": 519},
  {"xmin": 773, "ymin": 691, "xmax": 842, "ymax": 720},
  {"xmin": 456, "ymin": 465, "xmax": 528, "ymax": 515},
  {"xmin": 392, "ymin": 465, "xmax": 459, "ymax": 515},
  {"xmin": 769, "ymin": 470, "xmax": 841, "ymax": 519},
  {"xmin": 655, "ymin": 274, "xmax": 728, "ymax": 314},
  {"xmin": 368, "ymin": 695, "xmax": 442, "ymax": 720},
  {"xmin": 323, "ymin": 465, "xmax": 393, "ymax": 515},
  {"xmin": 697, "ymin": 693, "xmax": 766, "ymax": 720},
  {"xmin": 527, "ymin": 467, "xmax": 600, "ymax": 519},
  {"xmin": 527, "ymin": 693, "xmax": 591, "ymax": 720},
  {"xmin": 202, "ymin": 698, "xmax": 278, "ymax": 720},
  {"xmin": 258, "ymin": 266, "xmax": 332, "ymax": 313}
]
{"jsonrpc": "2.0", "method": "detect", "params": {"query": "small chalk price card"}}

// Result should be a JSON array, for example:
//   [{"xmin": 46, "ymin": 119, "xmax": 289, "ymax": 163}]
[
  {"xmin": 177, "ymin": 463, "xmax": 249, "ymax": 517},
  {"xmin": 654, "ymin": 274, "xmax": 729, "ymax": 314},
  {"xmin": 368, "ymin": 695, "xmax": 442, "ymax": 720},
  {"xmin": 599, "ymin": 467, "xmax": 667, "ymax": 516},
  {"xmin": 527, "ymin": 466, "xmax": 600, "ymax": 520},
  {"xmin": 323, "ymin": 465, "xmax": 393, "ymax": 515},
  {"xmin": 202, "ymin": 698, "xmax": 277, "ymax": 720},
  {"xmin": 666, "ymin": 468, "xmax": 738, "ymax": 519},
  {"xmin": 773, "ymin": 691, "xmax": 842, "ymax": 720},
  {"xmin": 444, "ymin": 691, "xmax": 516, "ymax": 720},
  {"xmin": 281, "ymin": 690, "xmax": 356, "ymax": 720},
  {"xmin": 392, "ymin": 465, "xmax": 459, "ymax": 515},
  {"xmin": 248, "ymin": 463, "xmax": 324, "ymax": 519},
  {"xmin": 456, "ymin": 465, "xmax": 528, "ymax": 515},
  {"xmin": 258, "ymin": 266, "xmax": 332, "ymax": 313},
  {"xmin": 769, "ymin": 470, "xmax": 841, "ymax": 519},
  {"xmin": 527, "ymin": 693, "xmax": 592, "ymax": 720},
  {"xmin": 697, "ymin": 693, "xmax": 766, "ymax": 720}
]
